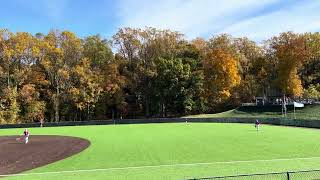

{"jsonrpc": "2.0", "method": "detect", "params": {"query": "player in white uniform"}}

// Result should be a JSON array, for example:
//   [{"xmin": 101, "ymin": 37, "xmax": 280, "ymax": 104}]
[{"xmin": 23, "ymin": 129, "xmax": 30, "ymax": 144}]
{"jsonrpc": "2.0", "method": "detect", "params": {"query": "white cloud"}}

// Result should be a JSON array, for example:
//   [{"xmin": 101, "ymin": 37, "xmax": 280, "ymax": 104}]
[
  {"xmin": 116, "ymin": 0, "xmax": 277, "ymax": 39},
  {"xmin": 220, "ymin": 1, "xmax": 320, "ymax": 42},
  {"xmin": 116, "ymin": 0, "xmax": 320, "ymax": 41}
]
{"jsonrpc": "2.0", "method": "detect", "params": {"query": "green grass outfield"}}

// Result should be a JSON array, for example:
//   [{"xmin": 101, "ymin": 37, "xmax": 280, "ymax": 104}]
[
  {"xmin": 2, "ymin": 123, "xmax": 320, "ymax": 179},
  {"xmin": 184, "ymin": 105, "xmax": 320, "ymax": 120}
]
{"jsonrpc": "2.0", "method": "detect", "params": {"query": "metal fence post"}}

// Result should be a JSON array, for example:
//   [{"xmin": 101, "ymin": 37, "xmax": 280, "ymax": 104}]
[{"xmin": 287, "ymin": 172, "xmax": 290, "ymax": 180}]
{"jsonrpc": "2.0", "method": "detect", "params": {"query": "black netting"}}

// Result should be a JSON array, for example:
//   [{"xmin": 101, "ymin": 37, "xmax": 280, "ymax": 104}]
[{"xmin": 186, "ymin": 170, "xmax": 320, "ymax": 180}]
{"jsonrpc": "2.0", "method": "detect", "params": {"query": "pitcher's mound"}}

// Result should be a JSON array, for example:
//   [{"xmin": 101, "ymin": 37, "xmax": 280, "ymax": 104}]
[{"xmin": 0, "ymin": 135, "xmax": 90, "ymax": 175}]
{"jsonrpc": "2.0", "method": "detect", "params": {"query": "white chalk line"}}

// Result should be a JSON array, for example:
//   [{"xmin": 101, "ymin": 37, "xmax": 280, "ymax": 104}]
[{"xmin": 1, "ymin": 156, "xmax": 320, "ymax": 177}]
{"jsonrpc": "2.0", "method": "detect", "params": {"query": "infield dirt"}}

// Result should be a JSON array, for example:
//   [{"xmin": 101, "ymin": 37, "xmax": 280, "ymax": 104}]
[{"xmin": 0, "ymin": 135, "xmax": 90, "ymax": 175}]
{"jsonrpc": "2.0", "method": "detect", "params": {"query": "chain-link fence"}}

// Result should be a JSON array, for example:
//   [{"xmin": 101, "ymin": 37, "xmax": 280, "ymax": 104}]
[{"xmin": 186, "ymin": 169, "xmax": 320, "ymax": 180}]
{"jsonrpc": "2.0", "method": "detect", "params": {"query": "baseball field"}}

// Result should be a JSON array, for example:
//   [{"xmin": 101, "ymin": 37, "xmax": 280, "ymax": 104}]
[{"xmin": 1, "ymin": 123, "xmax": 320, "ymax": 179}]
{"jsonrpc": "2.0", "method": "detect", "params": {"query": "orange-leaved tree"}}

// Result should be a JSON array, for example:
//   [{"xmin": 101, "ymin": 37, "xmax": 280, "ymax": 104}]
[
  {"xmin": 203, "ymin": 49, "xmax": 241, "ymax": 108},
  {"xmin": 269, "ymin": 32, "xmax": 308, "ymax": 97}
]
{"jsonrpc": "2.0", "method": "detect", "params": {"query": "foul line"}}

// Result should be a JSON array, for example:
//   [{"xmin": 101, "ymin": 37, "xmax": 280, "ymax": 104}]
[{"xmin": 1, "ymin": 156, "xmax": 320, "ymax": 177}]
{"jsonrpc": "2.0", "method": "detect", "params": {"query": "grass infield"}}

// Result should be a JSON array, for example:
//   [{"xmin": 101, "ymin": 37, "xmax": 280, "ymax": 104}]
[{"xmin": 1, "ymin": 123, "xmax": 320, "ymax": 179}]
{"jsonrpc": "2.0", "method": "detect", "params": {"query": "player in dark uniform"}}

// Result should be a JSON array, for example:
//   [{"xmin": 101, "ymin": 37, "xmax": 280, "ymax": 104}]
[{"xmin": 255, "ymin": 120, "xmax": 260, "ymax": 131}]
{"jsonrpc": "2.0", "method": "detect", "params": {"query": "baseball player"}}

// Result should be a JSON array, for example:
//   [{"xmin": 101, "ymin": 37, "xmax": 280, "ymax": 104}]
[
  {"xmin": 23, "ymin": 128, "xmax": 30, "ymax": 144},
  {"xmin": 255, "ymin": 119, "xmax": 260, "ymax": 131}
]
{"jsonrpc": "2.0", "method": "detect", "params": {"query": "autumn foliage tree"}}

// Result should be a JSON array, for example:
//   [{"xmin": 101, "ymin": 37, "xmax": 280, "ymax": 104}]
[
  {"xmin": 1, "ymin": 28, "xmax": 320, "ymax": 124},
  {"xmin": 40, "ymin": 31, "xmax": 82, "ymax": 122},
  {"xmin": 203, "ymin": 49, "xmax": 241, "ymax": 109},
  {"xmin": 268, "ymin": 32, "xmax": 308, "ymax": 97}
]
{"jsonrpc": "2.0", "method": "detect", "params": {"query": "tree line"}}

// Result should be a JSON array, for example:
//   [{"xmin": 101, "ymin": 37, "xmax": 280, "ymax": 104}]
[{"xmin": 0, "ymin": 28, "xmax": 320, "ymax": 123}]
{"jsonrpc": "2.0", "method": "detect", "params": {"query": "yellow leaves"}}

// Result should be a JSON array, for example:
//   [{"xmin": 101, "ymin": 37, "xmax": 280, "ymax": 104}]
[
  {"xmin": 53, "ymin": 47, "xmax": 63, "ymax": 58},
  {"xmin": 19, "ymin": 84, "xmax": 46, "ymax": 122},
  {"xmin": 9, "ymin": 32, "xmax": 34, "ymax": 56},
  {"xmin": 219, "ymin": 90, "xmax": 231, "ymax": 98},
  {"xmin": 32, "ymin": 46, "xmax": 40, "ymax": 56},
  {"xmin": 303, "ymin": 84, "xmax": 320, "ymax": 99},
  {"xmin": 42, "ymin": 39, "xmax": 63, "ymax": 58},
  {"xmin": 270, "ymin": 32, "xmax": 307, "ymax": 97},
  {"xmin": 113, "ymin": 27, "xmax": 181, "ymax": 62},
  {"xmin": 41, "ymin": 58, "xmax": 52, "ymax": 70},
  {"xmin": 192, "ymin": 38, "xmax": 207, "ymax": 53},
  {"xmin": 42, "ymin": 31, "xmax": 64, "ymax": 63},
  {"xmin": 60, "ymin": 31, "xmax": 82, "ymax": 51},
  {"xmin": 29, "ymin": 70, "xmax": 49, "ymax": 86},
  {"xmin": 276, "ymin": 66, "xmax": 303, "ymax": 97},
  {"xmin": 24, "ymin": 101, "xmax": 46, "ymax": 122},
  {"xmin": 203, "ymin": 49, "xmax": 241, "ymax": 103},
  {"xmin": 2, "ymin": 45, "xmax": 14, "ymax": 59},
  {"xmin": 68, "ymin": 87, "xmax": 85, "ymax": 110},
  {"xmin": 69, "ymin": 87, "xmax": 80, "ymax": 97},
  {"xmin": 205, "ymin": 49, "xmax": 241, "ymax": 87},
  {"xmin": 75, "ymin": 58, "xmax": 90, "ymax": 76},
  {"xmin": 305, "ymin": 32, "xmax": 320, "ymax": 60},
  {"xmin": 61, "ymin": 31, "xmax": 77, "ymax": 39},
  {"xmin": 258, "ymin": 67, "xmax": 267, "ymax": 79},
  {"xmin": 102, "ymin": 63, "xmax": 126, "ymax": 95},
  {"xmin": 75, "ymin": 65, "xmax": 85, "ymax": 76},
  {"xmin": 287, "ymin": 68, "xmax": 303, "ymax": 97},
  {"xmin": 57, "ymin": 68, "xmax": 70, "ymax": 80},
  {"xmin": 1, "ymin": 31, "xmax": 43, "ymax": 66},
  {"xmin": 75, "ymin": 58, "xmax": 96, "ymax": 85},
  {"xmin": 69, "ymin": 57, "xmax": 103, "ymax": 108},
  {"xmin": 105, "ymin": 83, "xmax": 120, "ymax": 93},
  {"xmin": 20, "ymin": 84, "xmax": 37, "ymax": 104}
]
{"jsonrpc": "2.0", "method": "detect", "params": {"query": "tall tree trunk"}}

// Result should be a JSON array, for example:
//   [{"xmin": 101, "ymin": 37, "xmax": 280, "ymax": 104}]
[
  {"xmin": 162, "ymin": 103, "xmax": 165, "ymax": 118},
  {"xmin": 144, "ymin": 78, "xmax": 151, "ymax": 118},
  {"xmin": 54, "ymin": 86, "xmax": 60, "ymax": 122},
  {"xmin": 145, "ymin": 98, "xmax": 150, "ymax": 118},
  {"xmin": 87, "ymin": 103, "xmax": 90, "ymax": 120},
  {"xmin": 9, "ymin": 86, "xmax": 19, "ymax": 123},
  {"xmin": 112, "ymin": 108, "xmax": 115, "ymax": 120},
  {"xmin": 164, "ymin": 103, "xmax": 167, "ymax": 117},
  {"xmin": 7, "ymin": 71, "xmax": 10, "ymax": 88},
  {"xmin": 160, "ymin": 98, "xmax": 165, "ymax": 118},
  {"xmin": 160, "ymin": 102, "xmax": 163, "ymax": 118}
]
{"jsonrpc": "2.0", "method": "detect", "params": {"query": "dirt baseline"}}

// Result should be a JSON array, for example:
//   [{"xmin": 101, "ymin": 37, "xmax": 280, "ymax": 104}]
[{"xmin": 0, "ymin": 135, "xmax": 90, "ymax": 175}]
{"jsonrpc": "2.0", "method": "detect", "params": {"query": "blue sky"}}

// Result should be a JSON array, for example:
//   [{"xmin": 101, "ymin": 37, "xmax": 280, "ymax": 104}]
[{"xmin": 1, "ymin": 0, "xmax": 319, "ymax": 42}]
